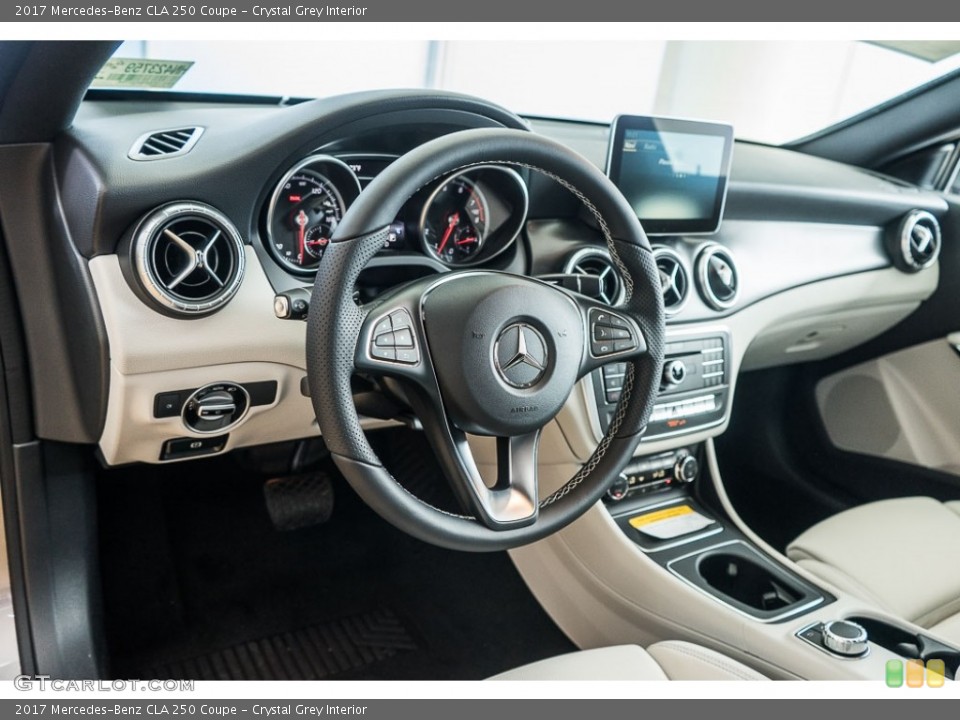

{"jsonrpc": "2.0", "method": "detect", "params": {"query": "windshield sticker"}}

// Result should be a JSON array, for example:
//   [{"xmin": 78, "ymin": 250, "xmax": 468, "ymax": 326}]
[{"xmin": 92, "ymin": 58, "xmax": 194, "ymax": 90}]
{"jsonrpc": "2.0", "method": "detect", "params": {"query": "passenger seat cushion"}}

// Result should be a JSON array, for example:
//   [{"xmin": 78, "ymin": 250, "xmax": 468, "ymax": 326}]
[
  {"xmin": 645, "ymin": 641, "xmax": 769, "ymax": 681},
  {"xmin": 929, "ymin": 612, "xmax": 960, "ymax": 643},
  {"xmin": 489, "ymin": 643, "xmax": 767, "ymax": 681},
  {"xmin": 489, "ymin": 645, "xmax": 668, "ymax": 680},
  {"xmin": 787, "ymin": 497, "xmax": 960, "ymax": 626}
]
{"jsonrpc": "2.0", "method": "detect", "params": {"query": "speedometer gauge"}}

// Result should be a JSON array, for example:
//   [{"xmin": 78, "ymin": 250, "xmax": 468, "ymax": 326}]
[
  {"xmin": 420, "ymin": 175, "xmax": 489, "ymax": 265},
  {"xmin": 265, "ymin": 156, "xmax": 361, "ymax": 274}
]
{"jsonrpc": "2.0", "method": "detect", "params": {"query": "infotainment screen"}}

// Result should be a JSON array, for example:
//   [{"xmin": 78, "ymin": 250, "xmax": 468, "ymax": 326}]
[{"xmin": 606, "ymin": 115, "xmax": 734, "ymax": 235}]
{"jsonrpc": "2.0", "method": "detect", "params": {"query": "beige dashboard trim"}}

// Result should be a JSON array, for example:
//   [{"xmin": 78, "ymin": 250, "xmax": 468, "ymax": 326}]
[
  {"xmin": 89, "ymin": 250, "xmax": 308, "ymax": 376},
  {"xmin": 90, "ymin": 250, "xmax": 398, "ymax": 465}
]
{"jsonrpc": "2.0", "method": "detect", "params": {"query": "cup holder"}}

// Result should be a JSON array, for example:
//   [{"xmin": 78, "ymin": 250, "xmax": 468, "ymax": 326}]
[
  {"xmin": 698, "ymin": 553, "xmax": 802, "ymax": 612},
  {"xmin": 668, "ymin": 540, "xmax": 826, "ymax": 621}
]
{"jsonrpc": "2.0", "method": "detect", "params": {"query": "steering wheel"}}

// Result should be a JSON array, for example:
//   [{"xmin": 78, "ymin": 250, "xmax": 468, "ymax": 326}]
[{"xmin": 307, "ymin": 128, "xmax": 665, "ymax": 551}]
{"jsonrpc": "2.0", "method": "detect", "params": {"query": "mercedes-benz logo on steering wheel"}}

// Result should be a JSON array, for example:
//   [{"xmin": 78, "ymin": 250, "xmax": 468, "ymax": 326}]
[{"xmin": 494, "ymin": 323, "xmax": 549, "ymax": 389}]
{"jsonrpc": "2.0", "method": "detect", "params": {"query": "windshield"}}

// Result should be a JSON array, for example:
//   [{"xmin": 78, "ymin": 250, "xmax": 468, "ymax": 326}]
[{"xmin": 99, "ymin": 40, "xmax": 960, "ymax": 144}]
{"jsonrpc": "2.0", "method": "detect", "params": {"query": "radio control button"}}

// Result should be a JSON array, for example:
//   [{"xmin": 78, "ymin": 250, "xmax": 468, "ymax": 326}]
[{"xmin": 663, "ymin": 359, "xmax": 687, "ymax": 386}]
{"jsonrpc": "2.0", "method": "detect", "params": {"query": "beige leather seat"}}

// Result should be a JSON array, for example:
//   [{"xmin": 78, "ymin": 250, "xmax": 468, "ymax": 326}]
[
  {"xmin": 787, "ymin": 496, "xmax": 960, "ymax": 644},
  {"xmin": 490, "ymin": 642, "xmax": 767, "ymax": 681}
]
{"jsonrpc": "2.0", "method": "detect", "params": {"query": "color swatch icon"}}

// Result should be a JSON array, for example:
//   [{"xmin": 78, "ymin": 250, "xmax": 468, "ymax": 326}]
[
  {"xmin": 927, "ymin": 659, "xmax": 946, "ymax": 688},
  {"xmin": 885, "ymin": 658, "xmax": 948, "ymax": 688},
  {"xmin": 886, "ymin": 659, "xmax": 903, "ymax": 688},
  {"xmin": 906, "ymin": 659, "xmax": 924, "ymax": 687}
]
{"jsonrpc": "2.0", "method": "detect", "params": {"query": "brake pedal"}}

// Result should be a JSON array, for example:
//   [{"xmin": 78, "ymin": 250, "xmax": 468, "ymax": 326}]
[{"xmin": 263, "ymin": 472, "xmax": 335, "ymax": 531}]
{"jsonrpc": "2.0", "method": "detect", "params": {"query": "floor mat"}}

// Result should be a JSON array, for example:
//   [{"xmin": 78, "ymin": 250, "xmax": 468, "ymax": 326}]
[
  {"xmin": 99, "ymin": 432, "xmax": 576, "ymax": 680},
  {"xmin": 143, "ymin": 608, "xmax": 417, "ymax": 680}
]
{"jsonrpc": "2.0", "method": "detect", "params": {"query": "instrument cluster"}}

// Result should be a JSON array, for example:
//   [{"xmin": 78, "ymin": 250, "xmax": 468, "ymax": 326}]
[{"xmin": 261, "ymin": 153, "xmax": 529, "ymax": 277}]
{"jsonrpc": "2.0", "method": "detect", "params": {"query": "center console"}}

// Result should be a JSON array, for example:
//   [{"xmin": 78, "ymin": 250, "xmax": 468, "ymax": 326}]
[
  {"xmin": 593, "ymin": 332, "xmax": 730, "ymax": 439},
  {"xmin": 597, "ymin": 438, "xmax": 960, "ymax": 679},
  {"xmin": 603, "ymin": 442, "xmax": 831, "ymax": 623}
]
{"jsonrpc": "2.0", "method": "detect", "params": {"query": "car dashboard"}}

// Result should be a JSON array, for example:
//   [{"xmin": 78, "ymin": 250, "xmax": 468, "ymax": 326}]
[{"xmin": 2, "ymin": 88, "xmax": 945, "ymax": 467}]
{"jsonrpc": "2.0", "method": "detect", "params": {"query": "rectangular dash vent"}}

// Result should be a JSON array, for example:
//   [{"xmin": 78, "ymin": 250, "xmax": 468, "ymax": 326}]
[{"xmin": 129, "ymin": 126, "xmax": 203, "ymax": 160}]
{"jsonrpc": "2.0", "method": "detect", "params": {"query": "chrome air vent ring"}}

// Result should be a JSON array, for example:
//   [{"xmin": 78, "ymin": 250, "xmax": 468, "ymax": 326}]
[
  {"xmin": 695, "ymin": 243, "xmax": 739, "ymax": 311},
  {"xmin": 892, "ymin": 210, "xmax": 941, "ymax": 273},
  {"xmin": 128, "ymin": 202, "xmax": 246, "ymax": 317},
  {"xmin": 652, "ymin": 245, "xmax": 690, "ymax": 315},
  {"xmin": 563, "ymin": 247, "xmax": 626, "ymax": 305}
]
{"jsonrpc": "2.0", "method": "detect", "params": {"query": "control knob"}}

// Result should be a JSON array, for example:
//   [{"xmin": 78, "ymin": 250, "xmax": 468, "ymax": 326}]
[
  {"xmin": 663, "ymin": 359, "xmax": 687, "ymax": 386},
  {"xmin": 674, "ymin": 454, "xmax": 699, "ymax": 484},
  {"xmin": 607, "ymin": 476, "xmax": 629, "ymax": 502},
  {"xmin": 822, "ymin": 620, "xmax": 869, "ymax": 657},
  {"xmin": 183, "ymin": 382, "xmax": 250, "ymax": 434}
]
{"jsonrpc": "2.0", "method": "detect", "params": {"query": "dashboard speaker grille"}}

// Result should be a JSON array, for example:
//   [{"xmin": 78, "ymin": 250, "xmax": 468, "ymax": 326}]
[
  {"xmin": 129, "ymin": 127, "xmax": 203, "ymax": 160},
  {"xmin": 652, "ymin": 246, "xmax": 689, "ymax": 315},
  {"xmin": 130, "ymin": 203, "xmax": 245, "ymax": 317},
  {"xmin": 563, "ymin": 248, "xmax": 625, "ymax": 305}
]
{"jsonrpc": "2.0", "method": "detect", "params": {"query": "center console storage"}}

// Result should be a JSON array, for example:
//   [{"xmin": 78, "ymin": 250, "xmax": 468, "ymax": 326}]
[
  {"xmin": 668, "ymin": 540, "xmax": 825, "ymax": 622},
  {"xmin": 606, "ymin": 442, "xmax": 831, "ymax": 623}
]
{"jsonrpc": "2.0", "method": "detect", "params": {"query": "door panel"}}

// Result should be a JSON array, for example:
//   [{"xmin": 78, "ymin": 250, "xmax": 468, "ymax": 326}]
[{"xmin": 817, "ymin": 337, "xmax": 960, "ymax": 476}]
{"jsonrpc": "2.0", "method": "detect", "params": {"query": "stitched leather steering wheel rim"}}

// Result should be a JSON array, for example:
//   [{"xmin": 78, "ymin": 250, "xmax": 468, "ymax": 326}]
[{"xmin": 306, "ymin": 127, "xmax": 665, "ymax": 551}]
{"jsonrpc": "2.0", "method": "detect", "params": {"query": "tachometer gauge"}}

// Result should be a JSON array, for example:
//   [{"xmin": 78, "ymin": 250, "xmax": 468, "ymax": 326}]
[
  {"xmin": 265, "ymin": 156, "xmax": 361, "ymax": 274},
  {"xmin": 420, "ymin": 175, "xmax": 489, "ymax": 265}
]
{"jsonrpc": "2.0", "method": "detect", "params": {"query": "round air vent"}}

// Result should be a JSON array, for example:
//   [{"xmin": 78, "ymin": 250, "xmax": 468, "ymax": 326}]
[
  {"xmin": 887, "ymin": 210, "xmax": 941, "ymax": 273},
  {"xmin": 125, "ymin": 202, "xmax": 245, "ymax": 317},
  {"xmin": 652, "ymin": 246, "xmax": 689, "ymax": 315},
  {"xmin": 563, "ymin": 248, "xmax": 625, "ymax": 305},
  {"xmin": 695, "ymin": 244, "xmax": 739, "ymax": 311}
]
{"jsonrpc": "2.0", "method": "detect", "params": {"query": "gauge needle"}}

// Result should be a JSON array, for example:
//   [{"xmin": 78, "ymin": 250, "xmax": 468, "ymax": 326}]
[
  {"xmin": 456, "ymin": 237, "xmax": 477, "ymax": 246},
  {"xmin": 437, "ymin": 213, "xmax": 458, "ymax": 254},
  {"xmin": 296, "ymin": 210, "xmax": 308, "ymax": 265}
]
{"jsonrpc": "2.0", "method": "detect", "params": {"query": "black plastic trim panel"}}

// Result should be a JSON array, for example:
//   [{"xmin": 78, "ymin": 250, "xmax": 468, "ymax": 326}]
[
  {"xmin": 14, "ymin": 441, "xmax": 104, "ymax": 678},
  {"xmin": 0, "ymin": 145, "xmax": 109, "ymax": 444},
  {"xmin": 60, "ymin": 91, "xmax": 528, "ymax": 258},
  {"xmin": 0, "ymin": 42, "xmax": 116, "ymax": 144}
]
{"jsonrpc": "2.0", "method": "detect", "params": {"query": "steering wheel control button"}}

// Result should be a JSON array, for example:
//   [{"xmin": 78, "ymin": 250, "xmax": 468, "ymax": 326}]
[
  {"xmin": 822, "ymin": 620, "xmax": 869, "ymax": 657},
  {"xmin": 368, "ymin": 309, "xmax": 420, "ymax": 365},
  {"xmin": 370, "ymin": 345, "xmax": 396, "ymax": 360},
  {"xmin": 392, "ymin": 328, "xmax": 414, "ymax": 347},
  {"xmin": 182, "ymin": 382, "xmax": 250, "ymax": 434},
  {"xmin": 494, "ymin": 323, "xmax": 549, "ymax": 389},
  {"xmin": 589, "ymin": 309, "xmax": 642, "ymax": 358},
  {"xmin": 389, "ymin": 309, "xmax": 412, "ymax": 330},
  {"xmin": 160, "ymin": 433, "xmax": 229, "ymax": 461},
  {"xmin": 373, "ymin": 317, "xmax": 392, "ymax": 337}
]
